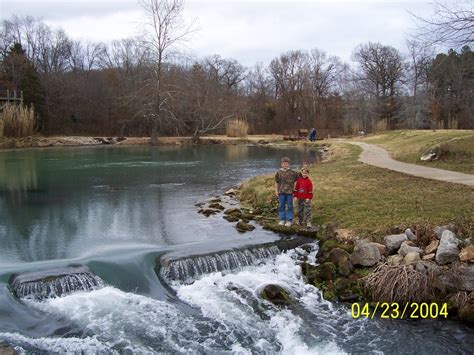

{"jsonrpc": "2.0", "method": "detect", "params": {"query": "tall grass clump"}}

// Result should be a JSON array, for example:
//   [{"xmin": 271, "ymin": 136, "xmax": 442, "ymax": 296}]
[
  {"xmin": 226, "ymin": 118, "xmax": 249, "ymax": 137},
  {"xmin": 0, "ymin": 103, "xmax": 36, "ymax": 138}
]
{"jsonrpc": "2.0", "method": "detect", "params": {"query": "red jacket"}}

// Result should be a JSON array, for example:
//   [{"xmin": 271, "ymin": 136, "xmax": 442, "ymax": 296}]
[{"xmin": 294, "ymin": 176, "xmax": 313, "ymax": 199}]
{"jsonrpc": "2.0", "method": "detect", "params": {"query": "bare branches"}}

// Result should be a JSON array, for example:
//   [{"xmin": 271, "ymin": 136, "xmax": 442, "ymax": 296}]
[{"xmin": 411, "ymin": 1, "xmax": 474, "ymax": 47}]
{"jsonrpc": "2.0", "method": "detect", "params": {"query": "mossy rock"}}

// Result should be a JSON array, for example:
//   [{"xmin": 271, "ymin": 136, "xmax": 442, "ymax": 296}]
[
  {"xmin": 260, "ymin": 284, "xmax": 294, "ymax": 306},
  {"xmin": 224, "ymin": 208, "xmax": 242, "ymax": 216},
  {"xmin": 223, "ymin": 214, "xmax": 240, "ymax": 223},
  {"xmin": 198, "ymin": 208, "xmax": 220, "ymax": 217},
  {"xmin": 208, "ymin": 202, "xmax": 225, "ymax": 210},
  {"xmin": 236, "ymin": 221, "xmax": 255, "ymax": 233},
  {"xmin": 317, "ymin": 262, "xmax": 337, "ymax": 282},
  {"xmin": 321, "ymin": 239, "xmax": 353, "ymax": 254},
  {"xmin": 353, "ymin": 267, "xmax": 374, "ymax": 278},
  {"xmin": 209, "ymin": 198, "xmax": 222, "ymax": 203}
]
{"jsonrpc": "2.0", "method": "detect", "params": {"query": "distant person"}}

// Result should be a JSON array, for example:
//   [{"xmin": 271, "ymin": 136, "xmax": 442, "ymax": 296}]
[
  {"xmin": 294, "ymin": 167, "xmax": 313, "ymax": 228},
  {"xmin": 309, "ymin": 128, "xmax": 317, "ymax": 142},
  {"xmin": 275, "ymin": 157, "xmax": 298, "ymax": 227}
]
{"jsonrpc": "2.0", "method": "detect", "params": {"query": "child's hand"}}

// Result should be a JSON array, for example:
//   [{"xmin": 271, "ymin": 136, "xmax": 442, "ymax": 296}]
[{"xmin": 305, "ymin": 198, "xmax": 310, "ymax": 202}]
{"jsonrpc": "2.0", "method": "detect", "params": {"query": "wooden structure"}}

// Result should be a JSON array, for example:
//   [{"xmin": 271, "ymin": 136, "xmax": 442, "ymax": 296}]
[{"xmin": 0, "ymin": 90, "xmax": 23, "ymax": 106}]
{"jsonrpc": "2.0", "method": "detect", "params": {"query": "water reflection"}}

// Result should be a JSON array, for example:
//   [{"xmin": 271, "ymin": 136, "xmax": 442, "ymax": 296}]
[{"xmin": 0, "ymin": 145, "xmax": 322, "ymax": 263}]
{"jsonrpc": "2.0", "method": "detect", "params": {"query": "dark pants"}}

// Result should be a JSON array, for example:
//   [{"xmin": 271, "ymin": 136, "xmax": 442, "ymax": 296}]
[{"xmin": 278, "ymin": 194, "xmax": 293, "ymax": 221}]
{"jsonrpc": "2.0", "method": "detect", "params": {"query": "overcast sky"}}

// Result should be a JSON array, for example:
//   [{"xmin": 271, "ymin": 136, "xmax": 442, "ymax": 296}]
[{"xmin": 1, "ymin": 0, "xmax": 439, "ymax": 66}]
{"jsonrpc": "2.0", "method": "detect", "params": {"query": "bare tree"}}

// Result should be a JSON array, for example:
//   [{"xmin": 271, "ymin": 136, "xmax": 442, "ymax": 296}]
[
  {"xmin": 139, "ymin": 0, "xmax": 196, "ymax": 145},
  {"xmin": 412, "ymin": 1, "xmax": 474, "ymax": 47}
]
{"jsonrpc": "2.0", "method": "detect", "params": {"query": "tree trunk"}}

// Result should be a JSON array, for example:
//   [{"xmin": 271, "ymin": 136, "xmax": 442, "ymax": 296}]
[{"xmin": 150, "ymin": 117, "xmax": 159, "ymax": 145}]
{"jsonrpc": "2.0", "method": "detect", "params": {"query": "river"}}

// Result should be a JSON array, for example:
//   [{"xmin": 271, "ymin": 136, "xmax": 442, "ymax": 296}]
[{"xmin": 0, "ymin": 144, "xmax": 472, "ymax": 354}]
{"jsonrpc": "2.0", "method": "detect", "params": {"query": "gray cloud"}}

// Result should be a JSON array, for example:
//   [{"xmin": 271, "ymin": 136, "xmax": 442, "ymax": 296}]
[{"xmin": 1, "ymin": 0, "xmax": 436, "ymax": 66}]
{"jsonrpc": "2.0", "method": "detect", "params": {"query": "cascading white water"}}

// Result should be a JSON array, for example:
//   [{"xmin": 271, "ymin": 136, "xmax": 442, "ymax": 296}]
[{"xmin": 159, "ymin": 245, "xmax": 282, "ymax": 283}]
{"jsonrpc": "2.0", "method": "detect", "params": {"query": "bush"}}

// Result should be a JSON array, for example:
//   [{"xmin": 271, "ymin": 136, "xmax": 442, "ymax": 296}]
[
  {"xmin": 0, "ymin": 102, "xmax": 36, "ymax": 137},
  {"xmin": 226, "ymin": 118, "xmax": 249, "ymax": 137}
]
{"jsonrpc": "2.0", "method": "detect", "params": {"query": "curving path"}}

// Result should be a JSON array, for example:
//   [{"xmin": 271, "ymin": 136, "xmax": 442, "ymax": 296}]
[{"xmin": 346, "ymin": 141, "xmax": 474, "ymax": 187}]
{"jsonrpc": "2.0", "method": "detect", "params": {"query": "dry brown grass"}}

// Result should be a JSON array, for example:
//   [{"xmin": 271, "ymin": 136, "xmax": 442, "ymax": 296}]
[
  {"xmin": 226, "ymin": 118, "xmax": 249, "ymax": 138},
  {"xmin": 0, "ymin": 103, "xmax": 36, "ymax": 137},
  {"xmin": 363, "ymin": 264, "xmax": 436, "ymax": 303}
]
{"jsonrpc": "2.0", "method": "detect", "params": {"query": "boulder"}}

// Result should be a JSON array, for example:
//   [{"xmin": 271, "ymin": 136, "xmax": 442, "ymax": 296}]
[
  {"xmin": 315, "ymin": 262, "xmax": 337, "ymax": 281},
  {"xmin": 326, "ymin": 248, "xmax": 354, "ymax": 277},
  {"xmin": 398, "ymin": 241, "xmax": 423, "ymax": 257},
  {"xmin": 425, "ymin": 240, "xmax": 439, "ymax": 255},
  {"xmin": 458, "ymin": 293, "xmax": 474, "ymax": 323},
  {"xmin": 436, "ymin": 264, "xmax": 474, "ymax": 292},
  {"xmin": 388, "ymin": 254, "xmax": 404, "ymax": 266},
  {"xmin": 384, "ymin": 234, "xmax": 407, "ymax": 254},
  {"xmin": 433, "ymin": 224, "xmax": 456, "ymax": 239},
  {"xmin": 0, "ymin": 344, "xmax": 16, "ymax": 355},
  {"xmin": 435, "ymin": 230, "xmax": 460, "ymax": 265},
  {"xmin": 224, "ymin": 188, "xmax": 238, "ymax": 196},
  {"xmin": 198, "ymin": 208, "xmax": 220, "ymax": 217},
  {"xmin": 350, "ymin": 240, "xmax": 382, "ymax": 267},
  {"xmin": 208, "ymin": 202, "xmax": 225, "ymax": 210},
  {"xmin": 420, "ymin": 146, "xmax": 440, "ymax": 161},
  {"xmin": 460, "ymin": 246, "xmax": 474, "ymax": 263},
  {"xmin": 260, "ymin": 284, "xmax": 294, "ymax": 306},
  {"xmin": 422, "ymin": 253, "xmax": 435, "ymax": 261},
  {"xmin": 460, "ymin": 237, "xmax": 472, "ymax": 248},
  {"xmin": 223, "ymin": 214, "xmax": 240, "ymax": 223},
  {"xmin": 236, "ymin": 221, "xmax": 255, "ymax": 233},
  {"xmin": 224, "ymin": 208, "xmax": 242, "ymax": 217},
  {"xmin": 372, "ymin": 242, "xmax": 387, "ymax": 256},
  {"xmin": 404, "ymin": 228, "xmax": 417, "ymax": 241},
  {"xmin": 403, "ymin": 252, "xmax": 421, "ymax": 264}
]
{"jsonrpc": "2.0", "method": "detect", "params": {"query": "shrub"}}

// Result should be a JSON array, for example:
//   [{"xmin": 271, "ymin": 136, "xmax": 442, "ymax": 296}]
[{"xmin": 226, "ymin": 118, "xmax": 249, "ymax": 137}]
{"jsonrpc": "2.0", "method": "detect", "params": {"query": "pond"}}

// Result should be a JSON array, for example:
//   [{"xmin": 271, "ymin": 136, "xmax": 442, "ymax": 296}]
[{"xmin": 0, "ymin": 145, "xmax": 472, "ymax": 354}]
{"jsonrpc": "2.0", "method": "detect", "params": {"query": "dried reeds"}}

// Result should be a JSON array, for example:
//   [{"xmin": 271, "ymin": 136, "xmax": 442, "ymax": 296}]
[
  {"xmin": 226, "ymin": 118, "xmax": 249, "ymax": 137},
  {"xmin": 0, "ymin": 102, "xmax": 36, "ymax": 138},
  {"xmin": 363, "ymin": 264, "xmax": 436, "ymax": 303}
]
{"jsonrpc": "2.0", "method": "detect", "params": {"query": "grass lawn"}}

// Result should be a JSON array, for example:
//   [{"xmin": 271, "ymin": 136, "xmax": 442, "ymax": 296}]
[
  {"xmin": 240, "ymin": 143, "xmax": 474, "ymax": 238},
  {"xmin": 359, "ymin": 130, "xmax": 474, "ymax": 174}
]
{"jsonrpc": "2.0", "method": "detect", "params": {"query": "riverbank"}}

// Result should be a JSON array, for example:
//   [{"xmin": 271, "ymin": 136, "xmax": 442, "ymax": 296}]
[
  {"xmin": 237, "ymin": 142, "xmax": 474, "ymax": 322},
  {"xmin": 0, "ymin": 134, "xmax": 286, "ymax": 150}
]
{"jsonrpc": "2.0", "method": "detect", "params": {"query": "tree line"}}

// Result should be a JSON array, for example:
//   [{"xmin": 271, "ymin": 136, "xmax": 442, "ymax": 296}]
[{"xmin": 0, "ymin": 0, "xmax": 473, "ymax": 141}]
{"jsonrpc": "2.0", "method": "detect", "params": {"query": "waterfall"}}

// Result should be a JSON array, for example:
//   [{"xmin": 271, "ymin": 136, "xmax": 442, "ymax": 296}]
[
  {"xmin": 9, "ymin": 265, "xmax": 105, "ymax": 300},
  {"xmin": 157, "ymin": 237, "xmax": 316, "ymax": 284}
]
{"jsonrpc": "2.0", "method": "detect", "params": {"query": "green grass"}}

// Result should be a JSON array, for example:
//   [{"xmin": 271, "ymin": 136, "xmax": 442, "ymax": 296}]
[
  {"xmin": 240, "ymin": 143, "xmax": 474, "ymax": 238},
  {"xmin": 361, "ymin": 130, "xmax": 474, "ymax": 174}
]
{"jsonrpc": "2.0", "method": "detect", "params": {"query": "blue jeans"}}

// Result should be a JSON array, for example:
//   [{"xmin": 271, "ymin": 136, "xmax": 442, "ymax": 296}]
[{"xmin": 278, "ymin": 194, "xmax": 294, "ymax": 221}]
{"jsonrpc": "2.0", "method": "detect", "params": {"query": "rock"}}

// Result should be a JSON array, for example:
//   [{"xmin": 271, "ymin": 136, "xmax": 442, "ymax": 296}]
[
  {"xmin": 420, "ymin": 146, "xmax": 440, "ymax": 161},
  {"xmin": 437, "ymin": 264, "xmax": 474, "ymax": 292},
  {"xmin": 403, "ymin": 252, "xmax": 421, "ymax": 264},
  {"xmin": 236, "ymin": 221, "xmax": 255, "ymax": 233},
  {"xmin": 0, "ymin": 344, "xmax": 16, "ymax": 355},
  {"xmin": 224, "ymin": 188, "xmax": 238, "ymax": 196},
  {"xmin": 116, "ymin": 137, "xmax": 126, "ymax": 142},
  {"xmin": 415, "ymin": 261, "xmax": 438, "ymax": 274},
  {"xmin": 436, "ymin": 230, "xmax": 460, "ymax": 265},
  {"xmin": 260, "ymin": 284, "xmax": 294, "ymax": 306},
  {"xmin": 390, "ymin": 225, "xmax": 403, "ymax": 234},
  {"xmin": 316, "ymin": 262, "xmax": 337, "ymax": 281},
  {"xmin": 384, "ymin": 234, "xmax": 408, "ymax": 254},
  {"xmin": 422, "ymin": 253, "xmax": 435, "ymax": 261},
  {"xmin": 350, "ymin": 240, "xmax": 382, "ymax": 267},
  {"xmin": 398, "ymin": 241, "xmax": 423, "ymax": 257},
  {"xmin": 208, "ymin": 202, "xmax": 224, "ymax": 210},
  {"xmin": 372, "ymin": 242, "xmax": 387, "ymax": 256},
  {"xmin": 194, "ymin": 202, "xmax": 205, "ymax": 207},
  {"xmin": 460, "ymin": 246, "xmax": 474, "ymax": 263},
  {"xmin": 461, "ymin": 238, "xmax": 472, "ymax": 248},
  {"xmin": 425, "ymin": 240, "xmax": 439, "ymax": 255},
  {"xmin": 458, "ymin": 293, "xmax": 474, "ymax": 323},
  {"xmin": 326, "ymin": 248, "xmax": 354, "ymax": 277},
  {"xmin": 224, "ymin": 208, "xmax": 242, "ymax": 216},
  {"xmin": 404, "ymin": 228, "xmax": 417, "ymax": 241},
  {"xmin": 388, "ymin": 254, "xmax": 404, "ymax": 266},
  {"xmin": 223, "ymin": 214, "xmax": 240, "ymax": 223},
  {"xmin": 198, "ymin": 208, "xmax": 220, "ymax": 217},
  {"xmin": 433, "ymin": 224, "xmax": 456, "ymax": 239}
]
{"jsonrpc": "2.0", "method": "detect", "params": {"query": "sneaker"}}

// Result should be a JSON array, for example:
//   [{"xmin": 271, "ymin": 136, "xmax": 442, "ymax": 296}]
[
  {"xmin": 306, "ymin": 222, "xmax": 312, "ymax": 228},
  {"xmin": 285, "ymin": 221, "xmax": 292, "ymax": 227},
  {"xmin": 278, "ymin": 220, "xmax": 285, "ymax": 226}
]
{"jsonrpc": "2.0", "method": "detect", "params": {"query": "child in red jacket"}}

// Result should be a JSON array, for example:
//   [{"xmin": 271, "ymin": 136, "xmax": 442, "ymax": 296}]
[{"xmin": 294, "ymin": 167, "xmax": 313, "ymax": 228}]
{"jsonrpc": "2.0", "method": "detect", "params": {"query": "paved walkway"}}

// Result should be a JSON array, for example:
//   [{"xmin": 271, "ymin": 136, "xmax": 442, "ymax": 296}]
[{"xmin": 346, "ymin": 141, "xmax": 474, "ymax": 188}]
